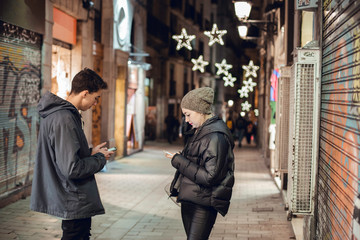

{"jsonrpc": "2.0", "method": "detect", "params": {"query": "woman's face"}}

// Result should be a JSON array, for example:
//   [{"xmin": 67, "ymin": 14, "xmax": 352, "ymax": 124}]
[{"xmin": 182, "ymin": 108, "xmax": 206, "ymax": 129}]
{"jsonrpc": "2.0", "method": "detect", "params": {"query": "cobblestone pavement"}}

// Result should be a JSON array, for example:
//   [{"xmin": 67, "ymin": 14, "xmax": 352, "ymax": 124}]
[{"xmin": 0, "ymin": 140, "xmax": 296, "ymax": 240}]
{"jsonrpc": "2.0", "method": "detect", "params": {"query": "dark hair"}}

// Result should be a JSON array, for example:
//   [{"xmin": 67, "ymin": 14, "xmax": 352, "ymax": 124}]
[{"xmin": 70, "ymin": 68, "xmax": 108, "ymax": 94}]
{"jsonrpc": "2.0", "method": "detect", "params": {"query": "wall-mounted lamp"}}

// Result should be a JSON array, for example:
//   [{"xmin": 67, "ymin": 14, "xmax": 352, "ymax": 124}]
[
  {"xmin": 82, "ymin": 0, "xmax": 94, "ymax": 10},
  {"xmin": 234, "ymin": 1, "xmax": 277, "ymax": 40},
  {"xmin": 233, "ymin": 1, "xmax": 252, "ymax": 20},
  {"xmin": 237, "ymin": 20, "xmax": 277, "ymax": 40},
  {"xmin": 237, "ymin": 25, "xmax": 248, "ymax": 38},
  {"xmin": 78, "ymin": 0, "xmax": 95, "ymax": 22}
]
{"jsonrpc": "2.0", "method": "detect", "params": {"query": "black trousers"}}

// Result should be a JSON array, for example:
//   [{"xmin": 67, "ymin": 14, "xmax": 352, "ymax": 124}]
[
  {"xmin": 61, "ymin": 218, "xmax": 91, "ymax": 240},
  {"xmin": 181, "ymin": 202, "xmax": 217, "ymax": 240}
]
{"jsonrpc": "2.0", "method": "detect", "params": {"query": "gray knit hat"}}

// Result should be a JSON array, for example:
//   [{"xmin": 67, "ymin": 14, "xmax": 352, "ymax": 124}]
[{"xmin": 181, "ymin": 87, "xmax": 214, "ymax": 114}]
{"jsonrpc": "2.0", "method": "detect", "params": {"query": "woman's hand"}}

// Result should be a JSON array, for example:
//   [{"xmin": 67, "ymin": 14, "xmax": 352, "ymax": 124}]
[{"xmin": 163, "ymin": 150, "xmax": 174, "ymax": 159}]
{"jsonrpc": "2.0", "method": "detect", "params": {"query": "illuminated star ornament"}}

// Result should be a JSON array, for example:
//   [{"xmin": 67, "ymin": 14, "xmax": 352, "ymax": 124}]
[
  {"xmin": 172, "ymin": 28, "xmax": 196, "ymax": 50},
  {"xmin": 238, "ymin": 87, "xmax": 249, "ymax": 98},
  {"xmin": 204, "ymin": 24, "xmax": 227, "ymax": 46},
  {"xmin": 223, "ymin": 73, "xmax": 236, "ymax": 87},
  {"xmin": 191, "ymin": 55, "xmax": 209, "ymax": 73},
  {"xmin": 215, "ymin": 59, "xmax": 233, "ymax": 76},
  {"xmin": 243, "ymin": 78, "xmax": 257, "ymax": 92},
  {"xmin": 241, "ymin": 101, "xmax": 252, "ymax": 112},
  {"xmin": 242, "ymin": 60, "xmax": 260, "ymax": 78}
]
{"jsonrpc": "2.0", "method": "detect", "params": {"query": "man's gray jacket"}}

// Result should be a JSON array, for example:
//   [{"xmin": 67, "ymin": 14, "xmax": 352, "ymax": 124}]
[{"xmin": 30, "ymin": 92, "xmax": 106, "ymax": 219}]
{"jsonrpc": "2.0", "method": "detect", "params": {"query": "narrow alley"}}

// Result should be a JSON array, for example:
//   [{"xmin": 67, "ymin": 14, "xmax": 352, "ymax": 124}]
[{"xmin": 0, "ymin": 141, "xmax": 296, "ymax": 240}]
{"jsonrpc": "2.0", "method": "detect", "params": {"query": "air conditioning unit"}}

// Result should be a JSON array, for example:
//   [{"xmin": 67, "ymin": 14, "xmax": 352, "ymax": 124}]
[
  {"xmin": 287, "ymin": 48, "xmax": 320, "ymax": 219},
  {"xmin": 274, "ymin": 66, "xmax": 291, "ymax": 189}
]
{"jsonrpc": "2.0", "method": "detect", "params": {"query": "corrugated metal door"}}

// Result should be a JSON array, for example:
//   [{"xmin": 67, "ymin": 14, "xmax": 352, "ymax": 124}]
[
  {"xmin": 318, "ymin": 0, "xmax": 360, "ymax": 239},
  {"xmin": 0, "ymin": 20, "xmax": 41, "ymax": 195}
]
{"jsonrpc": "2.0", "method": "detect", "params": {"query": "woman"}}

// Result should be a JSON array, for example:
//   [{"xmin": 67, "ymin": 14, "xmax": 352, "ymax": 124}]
[{"xmin": 165, "ymin": 87, "xmax": 235, "ymax": 240}]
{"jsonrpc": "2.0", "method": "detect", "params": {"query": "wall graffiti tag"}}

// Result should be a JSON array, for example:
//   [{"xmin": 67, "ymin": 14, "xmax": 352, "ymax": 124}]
[{"xmin": 1, "ymin": 22, "xmax": 40, "ymax": 45}]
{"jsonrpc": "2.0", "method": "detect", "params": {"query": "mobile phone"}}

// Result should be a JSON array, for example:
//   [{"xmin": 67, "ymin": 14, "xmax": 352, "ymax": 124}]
[
  {"xmin": 163, "ymin": 150, "xmax": 172, "ymax": 155},
  {"xmin": 108, "ymin": 147, "xmax": 117, "ymax": 151}
]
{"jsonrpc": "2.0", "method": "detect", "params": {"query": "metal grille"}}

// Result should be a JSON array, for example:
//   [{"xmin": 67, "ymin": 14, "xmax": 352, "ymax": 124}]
[
  {"xmin": 292, "ymin": 63, "xmax": 315, "ymax": 212},
  {"xmin": 287, "ymin": 65, "xmax": 296, "ymax": 209},
  {"xmin": 288, "ymin": 48, "xmax": 320, "ymax": 216},
  {"xmin": 277, "ymin": 66, "xmax": 290, "ymax": 172}
]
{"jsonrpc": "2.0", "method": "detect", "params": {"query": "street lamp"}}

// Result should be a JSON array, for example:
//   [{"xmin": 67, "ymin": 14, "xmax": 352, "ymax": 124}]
[
  {"xmin": 233, "ymin": 1, "xmax": 252, "ymax": 20},
  {"xmin": 237, "ymin": 25, "xmax": 248, "ymax": 38},
  {"xmin": 233, "ymin": 1, "xmax": 277, "ymax": 40}
]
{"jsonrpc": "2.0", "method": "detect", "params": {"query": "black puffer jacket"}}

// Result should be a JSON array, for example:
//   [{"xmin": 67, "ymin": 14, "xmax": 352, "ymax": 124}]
[{"xmin": 170, "ymin": 116, "xmax": 235, "ymax": 216}]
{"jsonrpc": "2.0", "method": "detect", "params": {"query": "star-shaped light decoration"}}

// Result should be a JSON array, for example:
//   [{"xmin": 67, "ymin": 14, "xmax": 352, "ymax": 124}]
[
  {"xmin": 243, "ymin": 78, "xmax": 257, "ymax": 92},
  {"xmin": 204, "ymin": 24, "xmax": 227, "ymax": 46},
  {"xmin": 254, "ymin": 109, "xmax": 259, "ymax": 116},
  {"xmin": 238, "ymin": 86, "xmax": 249, "ymax": 98},
  {"xmin": 191, "ymin": 55, "xmax": 209, "ymax": 73},
  {"xmin": 215, "ymin": 59, "xmax": 233, "ymax": 76},
  {"xmin": 242, "ymin": 60, "xmax": 260, "ymax": 78},
  {"xmin": 172, "ymin": 28, "xmax": 196, "ymax": 50},
  {"xmin": 241, "ymin": 101, "xmax": 252, "ymax": 112},
  {"xmin": 223, "ymin": 73, "xmax": 236, "ymax": 87}
]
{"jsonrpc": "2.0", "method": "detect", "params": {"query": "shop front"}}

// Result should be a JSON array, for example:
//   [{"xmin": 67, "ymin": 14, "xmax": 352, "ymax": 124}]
[{"xmin": 0, "ymin": 0, "xmax": 44, "ymax": 204}]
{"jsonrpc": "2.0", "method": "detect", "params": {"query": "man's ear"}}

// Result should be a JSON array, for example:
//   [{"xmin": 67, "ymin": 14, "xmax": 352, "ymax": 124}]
[{"xmin": 80, "ymin": 90, "xmax": 89, "ymax": 98}]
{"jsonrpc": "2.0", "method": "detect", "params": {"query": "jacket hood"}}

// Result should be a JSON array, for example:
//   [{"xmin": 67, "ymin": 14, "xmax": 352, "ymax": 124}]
[
  {"xmin": 195, "ymin": 116, "xmax": 235, "ymax": 148},
  {"xmin": 38, "ymin": 91, "xmax": 79, "ymax": 118}
]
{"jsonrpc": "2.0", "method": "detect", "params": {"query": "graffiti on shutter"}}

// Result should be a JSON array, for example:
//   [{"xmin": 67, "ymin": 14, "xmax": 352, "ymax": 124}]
[
  {"xmin": 318, "ymin": 1, "xmax": 360, "ymax": 239},
  {"xmin": 0, "ymin": 20, "xmax": 41, "ymax": 195}
]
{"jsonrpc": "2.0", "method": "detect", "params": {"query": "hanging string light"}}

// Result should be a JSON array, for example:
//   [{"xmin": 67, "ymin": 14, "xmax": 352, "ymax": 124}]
[
  {"xmin": 172, "ymin": 28, "xmax": 196, "ymax": 50},
  {"xmin": 241, "ymin": 101, "xmax": 252, "ymax": 112},
  {"xmin": 243, "ymin": 77, "xmax": 257, "ymax": 92},
  {"xmin": 215, "ymin": 59, "xmax": 233, "ymax": 76},
  {"xmin": 204, "ymin": 24, "xmax": 227, "ymax": 46},
  {"xmin": 238, "ymin": 86, "xmax": 249, "ymax": 98},
  {"xmin": 191, "ymin": 55, "xmax": 209, "ymax": 73},
  {"xmin": 223, "ymin": 73, "xmax": 236, "ymax": 87},
  {"xmin": 242, "ymin": 60, "xmax": 259, "ymax": 78}
]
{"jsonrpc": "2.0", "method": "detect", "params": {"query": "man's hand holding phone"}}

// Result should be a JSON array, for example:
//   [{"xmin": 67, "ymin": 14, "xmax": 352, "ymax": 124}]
[{"xmin": 93, "ymin": 142, "xmax": 115, "ymax": 159}]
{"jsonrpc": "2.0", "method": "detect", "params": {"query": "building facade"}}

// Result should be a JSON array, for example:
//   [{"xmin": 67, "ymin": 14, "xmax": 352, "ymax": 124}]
[
  {"xmin": 0, "ymin": 0, "xmax": 149, "ymax": 206},
  {"xmin": 257, "ymin": 0, "xmax": 360, "ymax": 239}
]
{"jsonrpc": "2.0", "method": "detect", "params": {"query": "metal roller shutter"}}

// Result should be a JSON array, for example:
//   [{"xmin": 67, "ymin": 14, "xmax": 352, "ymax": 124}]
[
  {"xmin": 0, "ymin": 20, "xmax": 42, "ymax": 195},
  {"xmin": 318, "ymin": 0, "xmax": 360, "ymax": 239}
]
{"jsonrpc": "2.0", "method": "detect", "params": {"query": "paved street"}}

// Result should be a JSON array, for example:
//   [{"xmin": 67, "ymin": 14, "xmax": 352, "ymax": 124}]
[{"xmin": 0, "ymin": 140, "xmax": 296, "ymax": 240}]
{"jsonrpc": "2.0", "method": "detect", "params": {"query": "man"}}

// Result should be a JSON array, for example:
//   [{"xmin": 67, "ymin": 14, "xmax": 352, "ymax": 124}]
[{"xmin": 30, "ymin": 68, "xmax": 114, "ymax": 240}]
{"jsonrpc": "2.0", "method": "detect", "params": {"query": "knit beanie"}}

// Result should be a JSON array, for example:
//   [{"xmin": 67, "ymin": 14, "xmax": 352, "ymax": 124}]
[{"xmin": 181, "ymin": 87, "xmax": 214, "ymax": 114}]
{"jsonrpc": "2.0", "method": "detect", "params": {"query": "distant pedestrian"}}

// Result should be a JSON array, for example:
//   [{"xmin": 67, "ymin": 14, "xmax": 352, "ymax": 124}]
[
  {"xmin": 235, "ymin": 114, "xmax": 247, "ymax": 147},
  {"xmin": 165, "ymin": 113, "xmax": 179, "ymax": 144},
  {"xmin": 226, "ymin": 115, "xmax": 235, "ymax": 135},
  {"xmin": 178, "ymin": 115, "xmax": 193, "ymax": 145},
  {"xmin": 164, "ymin": 87, "xmax": 235, "ymax": 239},
  {"xmin": 30, "ymin": 68, "xmax": 114, "ymax": 240}
]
